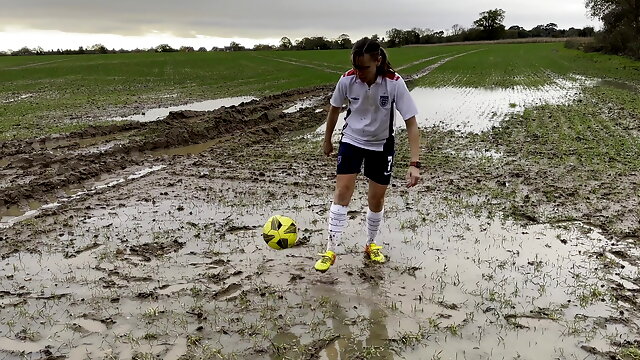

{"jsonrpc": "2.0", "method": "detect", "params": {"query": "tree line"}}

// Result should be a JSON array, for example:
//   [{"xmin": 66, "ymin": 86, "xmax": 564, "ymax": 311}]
[{"xmin": 585, "ymin": 0, "xmax": 639, "ymax": 59}]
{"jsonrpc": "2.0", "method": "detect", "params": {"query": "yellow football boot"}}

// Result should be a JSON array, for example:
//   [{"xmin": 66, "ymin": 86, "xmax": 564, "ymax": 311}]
[
  {"xmin": 314, "ymin": 251, "xmax": 336, "ymax": 272},
  {"xmin": 365, "ymin": 243, "xmax": 386, "ymax": 263}
]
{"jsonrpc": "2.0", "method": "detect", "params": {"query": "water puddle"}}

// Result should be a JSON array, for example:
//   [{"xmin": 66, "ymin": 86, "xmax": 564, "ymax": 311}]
[
  {"xmin": 0, "ymin": 165, "xmax": 166, "ymax": 228},
  {"xmin": 0, "ymin": 337, "xmax": 47, "ymax": 354},
  {"xmin": 157, "ymin": 283, "xmax": 197, "ymax": 295},
  {"xmin": 408, "ymin": 77, "xmax": 586, "ymax": 132},
  {"xmin": 0, "ymin": 176, "xmax": 636, "ymax": 359},
  {"xmin": 1, "ymin": 93, "xmax": 35, "ymax": 104},
  {"xmin": 110, "ymin": 96, "xmax": 257, "ymax": 122},
  {"xmin": 313, "ymin": 75, "xmax": 593, "ymax": 135},
  {"xmin": 447, "ymin": 149, "xmax": 503, "ymax": 159},
  {"xmin": 283, "ymin": 96, "xmax": 323, "ymax": 113},
  {"xmin": 595, "ymin": 79, "xmax": 638, "ymax": 92},
  {"xmin": 149, "ymin": 138, "xmax": 225, "ymax": 157},
  {"xmin": 72, "ymin": 318, "xmax": 107, "ymax": 333}
]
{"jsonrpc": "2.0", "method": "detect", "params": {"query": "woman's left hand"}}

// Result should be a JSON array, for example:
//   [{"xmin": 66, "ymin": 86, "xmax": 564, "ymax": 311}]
[{"xmin": 406, "ymin": 166, "xmax": 421, "ymax": 188}]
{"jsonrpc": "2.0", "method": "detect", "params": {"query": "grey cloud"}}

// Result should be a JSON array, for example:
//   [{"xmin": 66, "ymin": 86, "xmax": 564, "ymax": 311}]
[{"xmin": 0, "ymin": 0, "xmax": 597, "ymax": 40}]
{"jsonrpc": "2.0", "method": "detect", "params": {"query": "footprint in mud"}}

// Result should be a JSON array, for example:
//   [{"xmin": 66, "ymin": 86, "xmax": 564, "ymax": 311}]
[
  {"xmin": 358, "ymin": 265, "xmax": 385, "ymax": 284},
  {"xmin": 127, "ymin": 239, "xmax": 185, "ymax": 261},
  {"xmin": 212, "ymin": 282, "xmax": 243, "ymax": 300}
]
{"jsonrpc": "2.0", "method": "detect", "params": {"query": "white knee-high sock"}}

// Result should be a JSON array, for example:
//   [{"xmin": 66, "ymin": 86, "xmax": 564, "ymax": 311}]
[
  {"xmin": 327, "ymin": 203, "xmax": 348, "ymax": 252},
  {"xmin": 366, "ymin": 208, "xmax": 384, "ymax": 245}
]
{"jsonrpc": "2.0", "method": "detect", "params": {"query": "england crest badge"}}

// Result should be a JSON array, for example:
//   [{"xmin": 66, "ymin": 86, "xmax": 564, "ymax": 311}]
[{"xmin": 379, "ymin": 95, "xmax": 389, "ymax": 107}]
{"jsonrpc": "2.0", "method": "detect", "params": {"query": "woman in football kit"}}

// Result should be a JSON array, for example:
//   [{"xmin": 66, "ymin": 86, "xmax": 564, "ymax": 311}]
[{"xmin": 315, "ymin": 37, "xmax": 421, "ymax": 272}]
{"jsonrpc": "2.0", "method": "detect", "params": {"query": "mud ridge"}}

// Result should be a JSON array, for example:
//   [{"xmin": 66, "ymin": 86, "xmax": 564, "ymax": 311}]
[{"xmin": 0, "ymin": 85, "xmax": 333, "ymax": 209}]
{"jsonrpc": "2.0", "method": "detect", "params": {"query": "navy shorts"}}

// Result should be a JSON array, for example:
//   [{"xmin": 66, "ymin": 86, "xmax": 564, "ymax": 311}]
[{"xmin": 336, "ymin": 137, "xmax": 395, "ymax": 185}]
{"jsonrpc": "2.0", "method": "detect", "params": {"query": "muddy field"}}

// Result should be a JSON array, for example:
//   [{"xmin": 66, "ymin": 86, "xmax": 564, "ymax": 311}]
[{"xmin": 1, "ymin": 56, "xmax": 640, "ymax": 359}]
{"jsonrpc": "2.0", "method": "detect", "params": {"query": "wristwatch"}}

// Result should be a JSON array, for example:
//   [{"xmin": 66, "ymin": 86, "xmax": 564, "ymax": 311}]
[{"xmin": 409, "ymin": 161, "xmax": 421, "ymax": 169}]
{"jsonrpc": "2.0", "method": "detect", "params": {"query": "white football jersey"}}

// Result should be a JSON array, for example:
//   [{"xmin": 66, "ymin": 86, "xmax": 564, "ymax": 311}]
[{"xmin": 330, "ymin": 70, "xmax": 418, "ymax": 151}]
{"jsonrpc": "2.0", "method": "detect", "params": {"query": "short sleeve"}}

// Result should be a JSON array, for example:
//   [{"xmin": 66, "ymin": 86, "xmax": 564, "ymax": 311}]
[
  {"xmin": 395, "ymin": 77, "xmax": 418, "ymax": 121},
  {"xmin": 330, "ymin": 77, "xmax": 348, "ymax": 108}
]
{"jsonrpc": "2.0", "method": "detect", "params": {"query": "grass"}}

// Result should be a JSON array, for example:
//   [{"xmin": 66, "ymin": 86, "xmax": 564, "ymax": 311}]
[
  {"xmin": 0, "ymin": 47, "xmax": 465, "ymax": 140},
  {"xmin": 6, "ymin": 42, "xmax": 639, "ymax": 139},
  {"xmin": 414, "ymin": 42, "xmax": 640, "ymax": 88}
]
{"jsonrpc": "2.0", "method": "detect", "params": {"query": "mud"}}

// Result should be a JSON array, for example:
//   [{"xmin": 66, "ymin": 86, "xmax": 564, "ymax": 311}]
[
  {"xmin": 0, "ymin": 85, "xmax": 332, "ymax": 210},
  {"xmin": 0, "ymin": 59, "xmax": 639, "ymax": 359}
]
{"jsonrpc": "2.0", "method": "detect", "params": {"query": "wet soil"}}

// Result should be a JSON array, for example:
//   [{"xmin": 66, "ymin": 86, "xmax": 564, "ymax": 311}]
[{"xmin": 0, "ymin": 67, "xmax": 639, "ymax": 359}]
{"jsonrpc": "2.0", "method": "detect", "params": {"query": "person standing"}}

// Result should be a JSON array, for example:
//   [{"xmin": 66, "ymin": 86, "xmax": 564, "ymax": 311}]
[{"xmin": 315, "ymin": 38, "xmax": 421, "ymax": 272}]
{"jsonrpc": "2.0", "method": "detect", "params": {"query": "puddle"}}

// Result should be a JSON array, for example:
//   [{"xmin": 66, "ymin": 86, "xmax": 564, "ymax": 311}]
[
  {"xmin": 596, "ymin": 79, "xmax": 638, "ymax": 92},
  {"xmin": 283, "ymin": 96, "xmax": 323, "ymax": 113},
  {"xmin": 149, "ymin": 138, "xmax": 225, "ymax": 157},
  {"xmin": 164, "ymin": 338, "xmax": 187, "ymax": 360},
  {"xmin": 157, "ymin": 283, "xmax": 197, "ymax": 295},
  {"xmin": 0, "ymin": 337, "xmax": 47, "ymax": 354},
  {"xmin": 73, "ymin": 318, "xmax": 107, "ymax": 333},
  {"xmin": 110, "ymin": 96, "xmax": 257, "ymax": 122},
  {"xmin": 0, "ymin": 165, "xmax": 165, "ymax": 228},
  {"xmin": 407, "ymin": 78, "xmax": 586, "ymax": 132},
  {"xmin": 447, "ymin": 149, "xmax": 503, "ymax": 159},
  {"xmin": 1, "ymin": 93, "xmax": 35, "ymax": 104},
  {"xmin": 0, "ymin": 174, "xmax": 636, "ymax": 359},
  {"xmin": 313, "ymin": 75, "xmax": 593, "ymax": 135}
]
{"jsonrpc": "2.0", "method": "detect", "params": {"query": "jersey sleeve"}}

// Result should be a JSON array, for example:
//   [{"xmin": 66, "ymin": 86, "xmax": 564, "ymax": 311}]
[
  {"xmin": 329, "ymin": 77, "xmax": 348, "ymax": 108},
  {"xmin": 395, "ymin": 77, "xmax": 418, "ymax": 121}
]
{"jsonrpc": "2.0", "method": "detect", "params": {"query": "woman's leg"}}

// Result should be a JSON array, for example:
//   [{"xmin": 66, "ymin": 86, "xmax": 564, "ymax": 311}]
[
  {"xmin": 327, "ymin": 174, "xmax": 357, "ymax": 252},
  {"xmin": 366, "ymin": 180, "xmax": 388, "ymax": 246}
]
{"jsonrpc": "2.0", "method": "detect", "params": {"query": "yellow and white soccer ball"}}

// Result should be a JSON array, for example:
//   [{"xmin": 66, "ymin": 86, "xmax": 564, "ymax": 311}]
[{"xmin": 262, "ymin": 215, "xmax": 297, "ymax": 250}]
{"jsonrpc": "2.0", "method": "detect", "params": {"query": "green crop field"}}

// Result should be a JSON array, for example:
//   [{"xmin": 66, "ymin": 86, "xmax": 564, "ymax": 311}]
[{"xmin": 0, "ymin": 42, "xmax": 639, "ymax": 140}]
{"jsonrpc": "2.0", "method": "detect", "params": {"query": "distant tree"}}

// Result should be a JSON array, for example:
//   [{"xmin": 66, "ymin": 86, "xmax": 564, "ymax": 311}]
[
  {"xmin": 228, "ymin": 41, "xmax": 245, "ymax": 51},
  {"xmin": 179, "ymin": 46, "xmax": 195, "ymax": 52},
  {"xmin": 566, "ymin": 27, "xmax": 581, "ymax": 37},
  {"xmin": 450, "ymin": 24, "xmax": 465, "ymax": 36},
  {"xmin": 295, "ymin": 37, "xmax": 331, "ymax": 50},
  {"xmin": 155, "ymin": 44, "xmax": 176, "ymax": 52},
  {"xmin": 529, "ymin": 24, "xmax": 546, "ymax": 37},
  {"xmin": 385, "ymin": 28, "xmax": 404, "ymax": 47},
  {"xmin": 89, "ymin": 44, "xmax": 108, "ymax": 54},
  {"xmin": 279, "ymin": 37, "xmax": 292, "ymax": 50},
  {"xmin": 473, "ymin": 9, "xmax": 506, "ymax": 40},
  {"xmin": 507, "ymin": 25, "xmax": 530, "ymax": 38},
  {"xmin": 411, "ymin": 27, "xmax": 431, "ymax": 37},
  {"xmin": 12, "ymin": 47, "xmax": 34, "ymax": 56},
  {"xmin": 580, "ymin": 26, "xmax": 596, "ymax": 37},
  {"xmin": 385, "ymin": 28, "xmax": 421, "ymax": 47},
  {"xmin": 586, "ymin": 0, "xmax": 640, "ymax": 58},
  {"xmin": 253, "ymin": 44, "xmax": 275, "ymax": 51},
  {"xmin": 335, "ymin": 34, "xmax": 352, "ymax": 49}
]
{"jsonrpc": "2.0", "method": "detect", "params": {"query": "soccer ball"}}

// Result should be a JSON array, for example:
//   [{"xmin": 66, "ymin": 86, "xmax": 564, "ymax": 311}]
[{"xmin": 262, "ymin": 215, "xmax": 297, "ymax": 250}]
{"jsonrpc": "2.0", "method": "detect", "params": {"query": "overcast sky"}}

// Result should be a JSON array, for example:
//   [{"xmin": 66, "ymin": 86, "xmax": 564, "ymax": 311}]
[{"xmin": 0, "ymin": 0, "xmax": 599, "ymax": 51}]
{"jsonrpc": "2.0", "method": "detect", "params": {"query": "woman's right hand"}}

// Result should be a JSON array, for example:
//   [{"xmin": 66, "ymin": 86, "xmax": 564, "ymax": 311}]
[{"xmin": 323, "ymin": 139, "xmax": 334, "ymax": 157}]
